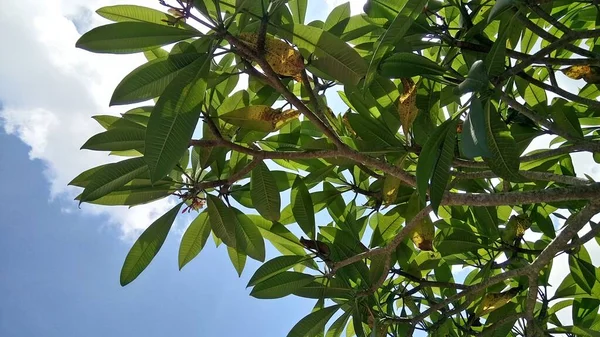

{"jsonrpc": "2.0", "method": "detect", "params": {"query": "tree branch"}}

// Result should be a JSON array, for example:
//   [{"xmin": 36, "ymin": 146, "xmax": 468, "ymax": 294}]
[
  {"xmin": 453, "ymin": 170, "xmax": 592, "ymax": 186},
  {"xmin": 517, "ymin": 71, "xmax": 600, "ymax": 109}
]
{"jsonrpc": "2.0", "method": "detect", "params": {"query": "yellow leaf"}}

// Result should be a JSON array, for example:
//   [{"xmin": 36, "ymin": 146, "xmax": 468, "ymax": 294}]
[
  {"xmin": 397, "ymin": 78, "xmax": 419, "ymax": 140},
  {"xmin": 410, "ymin": 215, "xmax": 435, "ymax": 251},
  {"xmin": 477, "ymin": 288, "xmax": 520, "ymax": 315},
  {"xmin": 273, "ymin": 109, "xmax": 300, "ymax": 130},
  {"xmin": 501, "ymin": 214, "xmax": 531, "ymax": 242},
  {"xmin": 561, "ymin": 65, "xmax": 600, "ymax": 83},
  {"xmin": 382, "ymin": 155, "xmax": 407, "ymax": 206},
  {"xmin": 238, "ymin": 33, "xmax": 305, "ymax": 81}
]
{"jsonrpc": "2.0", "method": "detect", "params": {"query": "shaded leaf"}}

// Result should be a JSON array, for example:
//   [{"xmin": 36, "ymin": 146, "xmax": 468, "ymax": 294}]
[
  {"xmin": 287, "ymin": 305, "xmax": 340, "ymax": 337},
  {"xmin": 248, "ymin": 255, "xmax": 308, "ymax": 287},
  {"xmin": 250, "ymin": 271, "xmax": 315, "ymax": 299}
]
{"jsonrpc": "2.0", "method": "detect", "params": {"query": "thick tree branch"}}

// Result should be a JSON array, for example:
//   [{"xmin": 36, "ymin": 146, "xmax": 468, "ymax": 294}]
[
  {"xmin": 531, "ymin": 201, "xmax": 600, "ymax": 270},
  {"xmin": 453, "ymin": 170, "xmax": 592, "ymax": 186}
]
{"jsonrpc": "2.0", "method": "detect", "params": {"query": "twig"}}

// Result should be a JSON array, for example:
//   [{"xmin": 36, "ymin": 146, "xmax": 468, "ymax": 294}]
[
  {"xmin": 453, "ymin": 170, "xmax": 592, "ymax": 186},
  {"xmin": 517, "ymin": 72, "xmax": 600, "ymax": 109}
]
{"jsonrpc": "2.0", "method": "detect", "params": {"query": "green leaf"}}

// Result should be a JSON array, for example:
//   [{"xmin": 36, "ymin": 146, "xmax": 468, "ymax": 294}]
[
  {"xmin": 250, "ymin": 271, "xmax": 315, "ymax": 299},
  {"xmin": 324, "ymin": 2, "xmax": 350, "ymax": 30},
  {"xmin": 461, "ymin": 96, "xmax": 491, "ymax": 158},
  {"xmin": 455, "ymin": 60, "xmax": 489, "ymax": 95},
  {"xmin": 277, "ymin": 24, "xmax": 367, "ymax": 86},
  {"xmin": 484, "ymin": 14, "xmax": 514, "ymax": 77},
  {"xmin": 551, "ymin": 99, "xmax": 584, "ymax": 140},
  {"xmin": 416, "ymin": 119, "xmax": 453, "ymax": 205},
  {"xmin": 111, "ymin": 52, "xmax": 202, "ymax": 105},
  {"xmin": 287, "ymin": 305, "xmax": 340, "ymax": 337},
  {"xmin": 178, "ymin": 211, "xmax": 212, "ymax": 270},
  {"xmin": 96, "ymin": 4, "xmax": 195, "ymax": 30},
  {"xmin": 380, "ymin": 53, "xmax": 446, "ymax": 78},
  {"xmin": 472, "ymin": 207, "xmax": 500, "ymax": 240},
  {"xmin": 247, "ymin": 255, "xmax": 308, "ymax": 287},
  {"xmin": 69, "ymin": 164, "xmax": 109, "ymax": 187},
  {"xmin": 435, "ymin": 227, "xmax": 485, "ymax": 256},
  {"xmin": 81, "ymin": 127, "xmax": 145, "ymax": 152},
  {"xmin": 76, "ymin": 22, "xmax": 200, "ymax": 54},
  {"xmin": 569, "ymin": 255, "xmax": 598, "ymax": 294},
  {"xmin": 251, "ymin": 162, "xmax": 281, "ymax": 221},
  {"xmin": 291, "ymin": 177, "xmax": 316, "ymax": 239},
  {"xmin": 364, "ymin": 0, "xmax": 429, "ymax": 87},
  {"xmin": 574, "ymin": 298, "xmax": 600, "ymax": 328},
  {"xmin": 289, "ymin": 0, "xmax": 308, "ymax": 24},
  {"xmin": 145, "ymin": 54, "xmax": 209, "ymax": 182},
  {"xmin": 326, "ymin": 310, "xmax": 351, "ymax": 337},
  {"xmin": 207, "ymin": 194, "xmax": 237, "ymax": 248},
  {"xmin": 233, "ymin": 210, "xmax": 266, "ymax": 262},
  {"xmin": 370, "ymin": 206, "xmax": 404, "ymax": 247},
  {"xmin": 227, "ymin": 246, "xmax": 246, "ymax": 276},
  {"xmin": 77, "ymin": 179, "xmax": 174, "ymax": 206},
  {"xmin": 488, "ymin": 0, "xmax": 516, "ymax": 23},
  {"xmin": 120, "ymin": 202, "xmax": 182, "ymax": 286},
  {"xmin": 80, "ymin": 157, "xmax": 147, "ymax": 203},
  {"xmin": 430, "ymin": 119, "xmax": 457, "ymax": 214},
  {"xmin": 484, "ymin": 101, "xmax": 523, "ymax": 181}
]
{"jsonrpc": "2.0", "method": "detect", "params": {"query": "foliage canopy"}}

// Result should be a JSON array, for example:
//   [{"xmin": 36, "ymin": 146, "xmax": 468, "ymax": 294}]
[{"xmin": 73, "ymin": 0, "xmax": 600, "ymax": 336}]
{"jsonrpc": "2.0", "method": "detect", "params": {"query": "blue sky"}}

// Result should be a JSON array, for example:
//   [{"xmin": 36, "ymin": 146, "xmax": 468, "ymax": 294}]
[
  {"xmin": 3, "ymin": 0, "xmax": 600, "ymax": 335},
  {"xmin": 0, "ymin": 1, "xmax": 365, "ymax": 336}
]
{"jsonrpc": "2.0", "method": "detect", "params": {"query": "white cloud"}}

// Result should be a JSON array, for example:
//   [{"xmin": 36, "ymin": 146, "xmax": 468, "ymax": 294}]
[{"xmin": 0, "ymin": 0, "xmax": 179, "ymax": 240}]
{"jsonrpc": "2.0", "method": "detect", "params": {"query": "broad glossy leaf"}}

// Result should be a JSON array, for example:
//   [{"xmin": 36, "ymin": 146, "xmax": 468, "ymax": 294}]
[
  {"xmin": 455, "ymin": 60, "xmax": 489, "ymax": 95},
  {"xmin": 570, "ymin": 255, "xmax": 598, "ymax": 294},
  {"xmin": 380, "ymin": 53, "xmax": 446, "ymax": 78},
  {"xmin": 326, "ymin": 311, "xmax": 351, "ymax": 337},
  {"xmin": 488, "ymin": 0, "xmax": 516, "ymax": 23},
  {"xmin": 461, "ymin": 96, "xmax": 491, "ymax": 158},
  {"xmin": 96, "ymin": 4, "xmax": 195, "ymax": 30},
  {"xmin": 430, "ymin": 119, "xmax": 457, "ymax": 214},
  {"xmin": 277, "ymin": 24, "xmax": 367, "ymax": 86},
  {"xmin": 247, "ymin": 255, "xmax": 308, "ymax": 287},
  {"xmin": 324, "ymin": 2, "xmax": 350, "ymax": 30},
  {"xmin": 120, "ymin": 202, "xmax": 182, "ymax": 286},
  {"xmin": 80, "ymin": 157, "xmax": 147, "ymax": 203},
  {"xmin": 484, "ymin": 14, "xmax": 514, "ymax": 77},
  {"xmin": 484, "ymin": 102, "xmax": 523, "ymax": 181},
  {"xmin": 81, "ymin": 127, "xmax": 145, "ymax": 152},
  {"xmin": 76, "ymin": 22, "xmax": 200, "ymax": 54},
  {"xmin": 416, "ymin": 119, "xmax": 454, "ymax": 205},
  {"xmin": 77, "ymin": 179, "xmax": 174, "ymax": 206},
  {"xmin": 287, "ymin": 305, "xmax": 340, "ymax": 337},
  {"xmin": 573, "ymin": 298, "xmax": 600, "ymax": 328},
  {"xmin": 178, "ymin": 211, "xmax": 211, "ymax": 270},
  {"xmin": 145, "ymin": 54, "xmax": 209, "ymax": 182},
  {"xmin": 435, "ymin": 227, "xmax": 484, "ymax": 256},
  {"xmin": 207, "ymin": 194, "xmax": 237, "ymax": 248},
  {"xmin": 251, "ymin": 162, "xmax": 281, "ymax": 221},
  {"xmin": 111, "ymin": 52, "xmax": 202, "ymax": 105},
  {"xmin": 69, "ymin": 164, "xmax": 109, "ymax": 188},
  {"xmin": 250, "ymin": 271, "xmax": 315, "ymax": 299},
  {"xmin": 364, "ymin": 0, "xmax": 428, "ymax": 87},
  {"xmin": 227, "ymin": 246, "xmax": 246, "ymax": 276},
  {"xmin": 291, "ymin": 177, "xmax": 315, "ymax": 238},
  {"xmin": 289, "ymin": 0, "xmax": 308, "ymax": 24},
  {"xmin": 551, "ymin": 99, "xmax": 584, "ymax": 140},
  {"xmin": 233, "ymin": 210, "xmax": 266, "ymax": 262}
]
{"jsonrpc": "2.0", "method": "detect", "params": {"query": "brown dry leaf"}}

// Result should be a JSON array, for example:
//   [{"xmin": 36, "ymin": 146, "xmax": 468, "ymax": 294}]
[
  {"xmin": 397, "ymin": 78, "xmax": 419, "ymax": 140},
  {"xmin": 410, "ymin": 215, "xmax": 435, "ymax": 251},
  {"xmin": 238, "ymin": 33, "xmax": 305, "ymax": 81}
]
